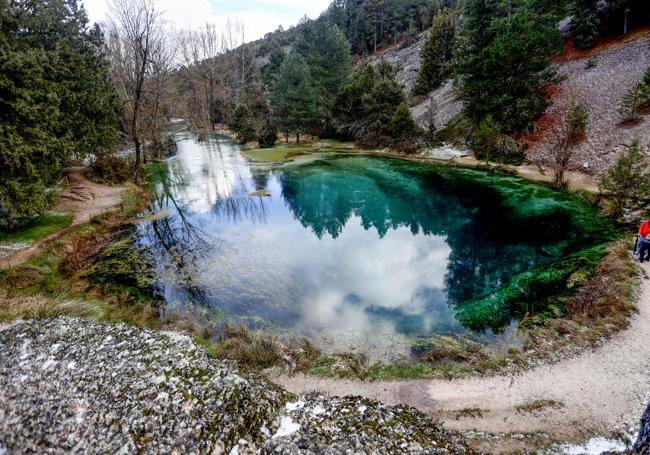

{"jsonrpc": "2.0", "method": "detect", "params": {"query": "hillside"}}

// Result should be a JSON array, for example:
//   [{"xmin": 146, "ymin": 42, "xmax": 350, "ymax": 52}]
[
  {"xmin": 528, "ymin": 29, "xmax": 650, "ymax": 175},
  {"xmin": 368, "ymin": 25, "xmax": 650, "ymax": 175},
  {"xmin": 368, "ymin": 34, "xmax": 463, "ymax": 130}
]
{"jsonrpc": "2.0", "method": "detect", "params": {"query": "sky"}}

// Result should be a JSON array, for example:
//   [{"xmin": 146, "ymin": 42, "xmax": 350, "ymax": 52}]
[{"xmin": 82, "ymin": 0, "xmax": 331, "ymax": 41}]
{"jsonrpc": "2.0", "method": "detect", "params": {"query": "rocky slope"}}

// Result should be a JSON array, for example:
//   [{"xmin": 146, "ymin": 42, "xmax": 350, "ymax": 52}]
[
  {"xmin": 369, "ymin": 35, "xmax": 463, "ymax": 130},
  {"xmin": 372, "ymin": 28, "xmax": 650, "ymax": 173},
  {"xmin": 528, "ymin": 30, "xmax": 650, "ymax": 174},
  {"xmin": 0, "ymin": 318, "xmax": 473, "ymax": 454}
]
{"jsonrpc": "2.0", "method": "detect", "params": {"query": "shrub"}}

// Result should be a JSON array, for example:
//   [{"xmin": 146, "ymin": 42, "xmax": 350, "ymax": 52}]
[
  {"xmin": 493, "ymin": 135, "xmax": 526, "ymax": 165},
  {"xmin": 473, "ymin": 115, "xmax": 501, "ymax": 160},
  {"xmin": 90, "ymin": 155, "xmax": 132, "ymax": 184},
  {"xmin": 599, "ymin": 139, "xmax": 650, "ymax": 218},
  {"xmin": 386, "ymin": 103, "xmax": 420, "ymax": 140},
  {"xmin": 473, "ymin": 116, "xmax": 526, "ymax": 165},
  {"xmin": 619, "ymin": 69, "xmax": 650, "ymax": 122},
  {"xmin": 231, "ymin": 104, "xmax": 257, "ymax": 145},
  {"xmin": 570, "ymin": 0, "xmax": 600, "ymax": 49},
  {"xmin": 258, "ymin": 121, "xmax": 278, "ymax": 149}
]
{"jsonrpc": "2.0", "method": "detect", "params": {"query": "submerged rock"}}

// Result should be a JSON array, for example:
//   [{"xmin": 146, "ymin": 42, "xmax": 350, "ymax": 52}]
[{"xmin": 0, "ymin": 318, "xmax": 474, "ymax": 454}]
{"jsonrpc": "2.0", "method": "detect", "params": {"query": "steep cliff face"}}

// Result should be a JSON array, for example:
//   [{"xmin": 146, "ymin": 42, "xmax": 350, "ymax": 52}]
[
  {"xmin": 0, "ymin": 318, "xmax": 474, "ymax": 454},
  {"xmin": 370, "ymin": 26, "xmax": 650, "ymax": 173}
]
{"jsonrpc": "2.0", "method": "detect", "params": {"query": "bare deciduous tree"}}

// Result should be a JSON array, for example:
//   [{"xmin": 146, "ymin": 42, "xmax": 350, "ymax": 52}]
[
  {"xmin": 106, "ymin": 0, "xmax": 164, "ymax": 181},
  {"xmin": 546, "ymin": 89, "xmax": 589, "ymax": 189}
]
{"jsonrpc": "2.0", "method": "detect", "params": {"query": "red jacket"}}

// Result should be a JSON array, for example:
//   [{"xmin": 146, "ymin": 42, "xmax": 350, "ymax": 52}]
[{"xmin": 639, "ymin": 220, "xmax": 650, "ymax": 238}]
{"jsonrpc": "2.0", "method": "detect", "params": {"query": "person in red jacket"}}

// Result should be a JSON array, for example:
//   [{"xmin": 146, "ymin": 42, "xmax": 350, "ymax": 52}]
[{"xmin": 638, "ymin": 219, "xmax": 650, "ymax": 263}]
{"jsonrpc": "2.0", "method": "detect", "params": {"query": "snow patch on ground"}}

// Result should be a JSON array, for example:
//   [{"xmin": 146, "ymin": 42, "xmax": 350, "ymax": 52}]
[
  {"xmin": 285, "ymin": 400, "xmax": 305, "ymax": 412},
  {"xmin": 273, "ymin": 416, "xmax": 300, "ymax": 439},
  {"xmin": 311, "ymin": 405, "xmax": 326, "ymax": 416},
  {"xmin": 560, "ymin": 437, "xmax": 627, "ymax": 454}
]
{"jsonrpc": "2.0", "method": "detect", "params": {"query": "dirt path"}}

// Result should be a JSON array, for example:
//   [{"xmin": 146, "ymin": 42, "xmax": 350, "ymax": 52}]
[
  {"xmin": 0, "ymin": 168, "xmax": 125, "ymax": 270},
  {"xmin": 273, "ymin": 264, "xmax": 650, "ymax": 446}
]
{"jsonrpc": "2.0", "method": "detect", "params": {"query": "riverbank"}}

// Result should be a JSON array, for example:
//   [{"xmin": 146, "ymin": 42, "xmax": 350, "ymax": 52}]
[
  {"xmin": 0, "ymin": 168, "xmax": 126, "ymax": 270},
  {"xmin": 272, "ymin": 261, "xmax": 650, "ymax": 452}
]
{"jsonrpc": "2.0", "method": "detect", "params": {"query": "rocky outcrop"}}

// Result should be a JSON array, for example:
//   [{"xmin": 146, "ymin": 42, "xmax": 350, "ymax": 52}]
[
  {"xmin": 631, "ymin": 402, "xmax": 650, "ymax": 454},
  {"xmin": 410, "ymin": 80, "xmax": 464, "ymax": 130},
  {"xmin": 0, "ymin": 318, "xmax": 474, "ymax": 454}
]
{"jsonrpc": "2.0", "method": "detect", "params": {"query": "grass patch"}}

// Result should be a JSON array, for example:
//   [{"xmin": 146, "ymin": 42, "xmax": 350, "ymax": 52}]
[
  {"xmin": 0, "ymin": 213, "xmax": 72, "ymax": 244},
  {"xmin": 515, "ymin": 399, "xmax": 564, "ymax": 413},
  {"xmin": 454, "ymin": 408, "xmax": 487, "ymax": 420},
  {"xmin": 242, "ymin": 140, "xmax": 359, "ymax": 163},
  {"xmin": 243, "ymin": 146, "xmax": 312, "ymax": 163},
  {"xmin": 0, "ymin": 294, "xmax": 102, "ymax": 322}
]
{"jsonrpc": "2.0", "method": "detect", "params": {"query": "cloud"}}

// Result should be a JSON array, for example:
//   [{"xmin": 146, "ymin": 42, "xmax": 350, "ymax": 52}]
[{"xmin": 81, "ymin": 0, "xmax": 332, "ymax": 41}]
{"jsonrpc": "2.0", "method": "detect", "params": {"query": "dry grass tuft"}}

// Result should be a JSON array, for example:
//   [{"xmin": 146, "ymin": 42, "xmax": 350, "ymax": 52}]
[
  {"xmin": 210, "ymin": 324, "xmax": 321, "ymax": 372},
  {"xmin": 213, "ymin": 324, "xmax": 281, "ymax": 368},
  {"xmin": 0, "ymin": 265, "xmax": 46, "ymax": 291},
  {"xmin": 515, "ymin": 399, "xmax": 564, "ymax": 413},
  {"xmin": 567, "ymin": 240, "xmax": 638, "ymax": 322},
  {"xmin": 0, "ymin": 295, "xmax": 100, "ymax": 321},
  {"xmin": 454, "ymin": 407, "xmax": 487, "ymax": 420}
]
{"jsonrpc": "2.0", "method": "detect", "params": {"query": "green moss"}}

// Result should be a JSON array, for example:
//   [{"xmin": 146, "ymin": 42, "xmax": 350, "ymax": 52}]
[
  {"xmin": 456, "ymin": 244, "xmax": 609, "ymax": 330},
  {"xmin": 242, "ymin": 140, "xmax": 358, "ymax": 163},
  {"xmin": 0, "ymin": 213, "xmax": 72, "ymax": 244},
  {"xmin": 242, "ymin": 146, "xmax": 312, "ymax": 163}
]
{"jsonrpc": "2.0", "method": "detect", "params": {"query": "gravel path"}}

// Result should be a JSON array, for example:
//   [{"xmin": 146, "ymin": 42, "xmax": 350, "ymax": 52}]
[
  {"xmin": 274, "ymin": 263, "xmax": 650, "ymax": 443},
  {"xmin": 0, "ymin": 168, "xmax": 125, "ymax": 270}
]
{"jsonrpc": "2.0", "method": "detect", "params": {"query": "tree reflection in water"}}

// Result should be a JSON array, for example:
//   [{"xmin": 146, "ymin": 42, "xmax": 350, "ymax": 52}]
[{"xmin": 136, "ymin": 133, "xmax": 614, "ymax": 354}]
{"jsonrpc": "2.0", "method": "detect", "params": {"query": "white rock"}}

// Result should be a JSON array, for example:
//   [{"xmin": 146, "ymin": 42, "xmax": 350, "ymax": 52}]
[
  {"xmin": 41, "ymin": 358, "xmax": 58, "ymax": 370},
  {"xmin": 272, "ymin": 416, "xmax": 300, "ymax": 439},
  {"xmin": 285, "ymin": 400, "xmax": 305, "ymax": 412}
]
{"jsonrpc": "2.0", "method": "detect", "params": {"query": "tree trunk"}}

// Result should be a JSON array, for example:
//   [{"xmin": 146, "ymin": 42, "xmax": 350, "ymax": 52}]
[
  {"xmin": 134, "ymin": 137, "xmax": 142, "ymax": 182},
  {"xmin": 296, "ymin": 132, "xmax": 300, "ymax": 144}
]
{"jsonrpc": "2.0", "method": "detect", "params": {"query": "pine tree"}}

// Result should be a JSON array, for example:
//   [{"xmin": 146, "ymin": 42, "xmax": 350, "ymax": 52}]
[
  {"xmin": 231, "ymin": 105, "xmax": 257, "ymax": 144},
  {"xmin": 412, "ymin": 9, "xmax": 455, "ymax": 96},
  {"xmin": 258, "ymin": 121, "xmax": 278, "ymax": 149},
  {"xmin": 619, "ymin": 69, "xmax": 650, "ymax": 121},
  {"xmin": 333, "ymin": 62, "xmax": 414, "ymax": 146},
  {"xmin": 386, "ymin": 102, "xmax": 419, "ymax": 139},
  {"xmin": 454, "ymin": 0, "xmax": 563, "ymax": 133},
  {"xmin": 570, "ymin": 0, "xmax": 600, "ymax": 49},
  {"xmin": 0, "ymin": 0, "xmax": 119, "ymax": 227},
  {"xmin": 271, "ymin": 52, "xmax": 319, "ymax": 143},
  {"xmin": 261, "ymin": 38, "xmax": 285, "ymax": 88},
  {"xmin": 294, "ymin": 18, "xmax": 353, "ymax": 119},
  {"xmin": 599, "ymin": 139, "xmax": 650, "ymax": 215}
]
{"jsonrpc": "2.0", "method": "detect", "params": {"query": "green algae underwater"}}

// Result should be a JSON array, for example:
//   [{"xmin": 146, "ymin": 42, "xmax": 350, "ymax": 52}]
[{"xmin": 136, "ymin": 133, "xmax": 619, "ymax": 355}]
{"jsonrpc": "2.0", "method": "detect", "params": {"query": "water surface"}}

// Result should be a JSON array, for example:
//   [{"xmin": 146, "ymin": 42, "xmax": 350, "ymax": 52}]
[{"xmin": 138, "ymin": 133, "xmax": 613, "ymax": 356}]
